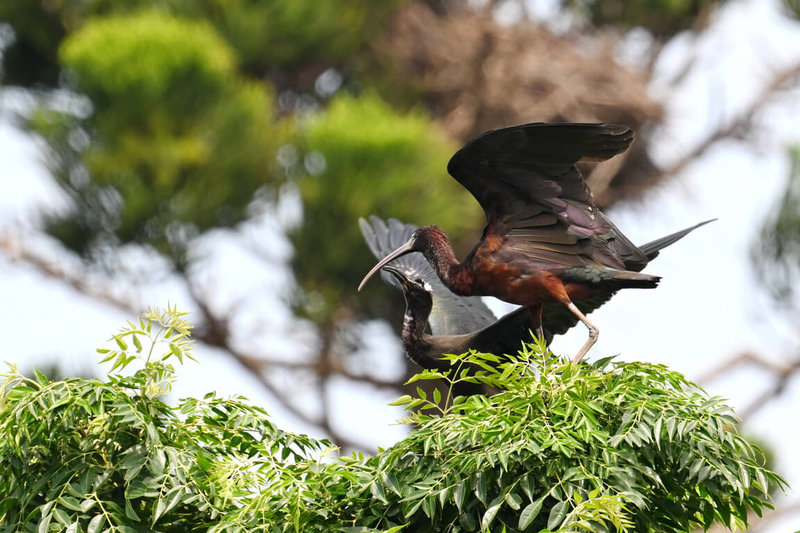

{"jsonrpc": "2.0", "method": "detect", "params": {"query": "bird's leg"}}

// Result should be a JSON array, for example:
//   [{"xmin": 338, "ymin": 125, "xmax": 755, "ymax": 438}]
[
  {"xmin": 565, "ymin": 301, "xmax": 598, "ymax": 363},
  {"xmin": 527, "ymin": 304, "xmax": 545, "ymax": 345}
]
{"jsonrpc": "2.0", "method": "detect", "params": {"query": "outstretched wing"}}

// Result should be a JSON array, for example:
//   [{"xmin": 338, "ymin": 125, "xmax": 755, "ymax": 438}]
[
  {"xmin": 448, "ymin": 123, "xmax": 647, "ymax": 270},
  {"xmin": 359, "ymin": 215, "xmax": 497, "ymax": 335}
]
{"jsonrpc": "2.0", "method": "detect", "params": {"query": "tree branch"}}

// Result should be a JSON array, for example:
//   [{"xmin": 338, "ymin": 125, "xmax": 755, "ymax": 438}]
[
  {"xmin": 696, "ymin": 349, "xmax": 800, "ymax": 421},
  {"xmin": 662, "ymin": 63, "xmax": 800, "ymax": 179},
  {"xmin": 0, "ymin": 232, "xmax": 381, "ymax": 451}
]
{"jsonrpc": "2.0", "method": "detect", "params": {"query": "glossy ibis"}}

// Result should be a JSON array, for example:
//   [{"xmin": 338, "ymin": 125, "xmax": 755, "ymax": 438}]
[
  {"xmin": 361, "ymin": 215, "xmax": 712, "ymax": 370},
  {"xmin": 358, "ymin": 123, "xmax": 708, "ymax": 363}
]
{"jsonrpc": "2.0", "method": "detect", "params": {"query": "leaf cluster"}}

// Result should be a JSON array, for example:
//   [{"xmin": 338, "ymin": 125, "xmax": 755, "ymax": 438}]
[
  {"xmin": 0, "ymin": 307, "xmax": 325, "ymax": 533},
  {"xmin": 0, "ymin": 0, "xmax": 404, "ymax": 87},
  {"xmin": 0, "ymin": 309, "xmax": 786, "ymax": 532},
  {"xmin": 29, "ymin": 11, "xmax": 279, "ymax": 259},
  {"xmin": 288, "ymin": 92, "xmax": 481, "ymax": 321},
  {"xmin": 349, "ymin": 347, "xmax": 786, "ymax": 532}
]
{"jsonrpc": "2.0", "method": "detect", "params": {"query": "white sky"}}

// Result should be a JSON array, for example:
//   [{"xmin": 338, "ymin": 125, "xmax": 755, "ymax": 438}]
[{"xmin": 2, "ymin": 0, "xmax": 800, "ymax": 530}]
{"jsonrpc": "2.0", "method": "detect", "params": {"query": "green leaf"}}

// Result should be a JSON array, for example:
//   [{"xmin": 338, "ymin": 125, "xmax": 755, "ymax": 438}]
[
  {"xmin": 124, "ymin": 497, "xmax": 140, "ymax": 521},
  {"xmin": 389, "ymin": 395, "xmax": 413, "ymax": 406},
  {"xmin": 149, "ymin": 447, "xmax": 167, "ymax": 475},
  {"xmin": 80, "ymin": 499, "xmax": 96, "ymax": 513},
  {"xmin": 127, "ymin": 480, "xmax": 159, "ymax": 499},
  {"xmin": 519, "ymin": 496, "xmax": 545, "ymax": 530},
  {"xmin": 57, "ymin": 497, "xmax": 83, "ymax": 512},
  {"xmin": 547, "ymin": 500, "xmax": 568, "ymax": 530},
  {"xmin": 170, "ymin": 343, "xmax": 184, "ymax": 363},
  {"xmin": 33, "ymin": 368, "xmax": 50, "ymax": 386},
  {"xmin": 454, "ymin": 480, "xmax": 467, "ymax": 511},
  {"xmin": 156, "ymin": 487, "xmax": 185, "ymax": 522},
  {"xmin": 474, "ymin": 471, "xmax": 487, "ymax": 505},
  {"xmin": 370, "ymin": 482, "xmax": 387, "ymax": 504},
  {"xmin": 653, "ymin": 416, "xmax": 663, "ymax": 449},
  {"xmin": 481, "ymin": 495, "xmax": 503, "ymax": 530},
  {"xmin": 115, "ymin": 335, "xmax": 128, "ymax": 350},
  {"xmin": 381, "ymin": 471, "xmax": 402, "ymax": 497},
  {"xmin": 153, "ymin": 498, "xmax": 167, "ymax": 526},
  {"xmin": 521, "ymin": 475, "xmax": 535, "ymax": 501},
  {"xmin": 505, "ymin": 492, "xmax": 523, "ymax": 510},
  {"xmin": 421, "ymin": 495, "xmax": 437, "ymax": 519},
  {"xmin": 37, "ymin": 512, "xmax": 52, "ymax": 533},
  {"xmin": 702, "ymin": 500, "xmax": 715, "ymax": 529},
  {"xmin": 53, "ymin": 508, "xmax": 71, "ymax": 526}
]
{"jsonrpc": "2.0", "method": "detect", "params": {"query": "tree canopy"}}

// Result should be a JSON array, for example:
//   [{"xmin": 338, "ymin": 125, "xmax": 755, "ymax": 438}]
[{"xmin": 0, "ymin": 308, "xmax": 784, "ymax": 532}]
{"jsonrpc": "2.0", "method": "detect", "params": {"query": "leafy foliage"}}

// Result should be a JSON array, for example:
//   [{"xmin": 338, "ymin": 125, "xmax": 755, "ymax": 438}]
[
  {"xmin": 565, "ymin": 0, "xmax": 728, "ymax": 36},
  {"xmin": 288, "ymin": 92, "xmax": 481, "ymax": 321},
  {"xmin": 0, "ymin": 309, "xmax": 785, "ymax": 532},
  {"xmin": 30, "ymin": 11, "xmax": 279, "ymax": 259},
  {"xmin": 349, "ymin": 347, "xmax": 785, "ymax": 532},
  {"xmin": 0, "ymin": 0, "xmax": 405, "ymax": 86},
  {"xmin": 0, "ymin": 307, "xmax": 330, "ymax": 533}
]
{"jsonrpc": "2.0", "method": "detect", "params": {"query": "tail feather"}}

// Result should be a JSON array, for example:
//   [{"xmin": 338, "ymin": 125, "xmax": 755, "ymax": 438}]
[
  {"xmin": 561, "ymin": 266, "xmax": 660, "ymax": 290},
  {"xmin": 639, "ymin": 219, "xmax": 716, "ymax": 261}
]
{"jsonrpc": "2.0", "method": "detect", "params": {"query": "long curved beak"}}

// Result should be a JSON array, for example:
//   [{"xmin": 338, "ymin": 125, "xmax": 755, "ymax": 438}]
[{"xmin": 357, "ymin": 240, "xmax": 415, "ymax": 291}]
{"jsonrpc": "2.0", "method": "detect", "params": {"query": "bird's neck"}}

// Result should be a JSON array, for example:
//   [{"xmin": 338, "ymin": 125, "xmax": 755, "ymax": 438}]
[
  {"xmin": 421, "ymin": 236, "xmax": 470, "ymax": 291},
  {"xmin": 402, "ymin": 305, "xmax": 429, "ymax": 346},
  {"xmin": 401, "ymin": 308, "xmax": 437, "ymax": 369}
]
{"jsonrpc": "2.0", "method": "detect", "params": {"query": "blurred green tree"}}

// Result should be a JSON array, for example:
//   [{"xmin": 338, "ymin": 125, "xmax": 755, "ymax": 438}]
[
  {"xmin": 563, "ymin": 0, "xmax": 726, "ymax": 35},
  {"xmin": 0, "ymin": 0, "xmax": 404, "ymax": 87},
  {"xmin": 32, "ymin": 12, "xmax": 278, "ymax": 261},
  {"xmin": 290, "ymin": 92, "xmax": 479, "ymax": 322}
]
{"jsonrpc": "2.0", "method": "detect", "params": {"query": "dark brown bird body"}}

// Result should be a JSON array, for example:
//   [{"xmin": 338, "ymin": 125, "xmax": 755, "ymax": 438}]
[
  {"xmin": 358, "ymin": 123, "xmax": 698, "ymax": 362},
  {"xmin": 360, "ymin": 215, "xmax": 712, "ymax": 373}
]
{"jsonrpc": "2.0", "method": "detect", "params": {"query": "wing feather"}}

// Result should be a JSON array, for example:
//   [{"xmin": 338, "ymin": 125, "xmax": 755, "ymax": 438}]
[{"xmin": 448, "ymin": 123, "xmax": 647, "ymax": 270}]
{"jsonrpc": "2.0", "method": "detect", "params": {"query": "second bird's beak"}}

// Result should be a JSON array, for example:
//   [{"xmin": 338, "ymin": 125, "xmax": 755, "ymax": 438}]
[
  {"xmin": 381, "ymin": 265, "xmax": 408, "ymax": 289},
  {"xmin": 357, "ymin": 239, "xmax": 416, "ymax": 291}
]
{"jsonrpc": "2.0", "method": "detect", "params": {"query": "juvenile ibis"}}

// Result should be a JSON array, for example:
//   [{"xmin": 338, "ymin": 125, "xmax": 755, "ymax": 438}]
[{"xmin": 358, "ymin": 123, "xmax": 710, "ymax": 363}]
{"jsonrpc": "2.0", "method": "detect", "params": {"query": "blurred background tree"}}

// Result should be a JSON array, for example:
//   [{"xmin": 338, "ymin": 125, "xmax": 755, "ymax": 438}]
[{"xmin": 2, "ymin": 0, "xmax": 800, "ymax": 529}]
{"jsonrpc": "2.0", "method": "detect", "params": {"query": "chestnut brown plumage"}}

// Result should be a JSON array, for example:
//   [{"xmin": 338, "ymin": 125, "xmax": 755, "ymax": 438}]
[
  {"xmin": 361, "ymin": 215, "xmax": 712, "ymax": 371},
  {"xmin": 359, "ymin": 123, "xmax": 710, "ymax": 362}
]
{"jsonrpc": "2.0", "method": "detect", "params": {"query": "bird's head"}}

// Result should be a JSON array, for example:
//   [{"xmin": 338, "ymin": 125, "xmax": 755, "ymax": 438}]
[
  {"xmin": 357, "ymin": 225, "xmax": 442, "ymax": 291},
  {"xmin": 381, "ymin": 266, "xmax": 433, "ymax": 316}
]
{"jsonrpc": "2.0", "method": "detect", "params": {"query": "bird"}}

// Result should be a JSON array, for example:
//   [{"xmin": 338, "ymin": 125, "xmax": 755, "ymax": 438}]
[
  {"xmin": 360, "ymin": 215, "xmax": 712, "ymax": 371},
  {"xmin": 358, "ymin": 123, "xmax": 708, "ymax": 363}
]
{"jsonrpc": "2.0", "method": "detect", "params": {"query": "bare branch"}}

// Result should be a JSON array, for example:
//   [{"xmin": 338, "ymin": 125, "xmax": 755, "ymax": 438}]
[
  {"xmin": 696, "ymin": 349, "xmax": 800, "ymax": 420},
  {"xmin": 662, "ymin": 63, "xmax": 800, "ymax": 179},
  {"xmin": 1, "ymin": 232, "xmax": 380, "ymax": 451}
]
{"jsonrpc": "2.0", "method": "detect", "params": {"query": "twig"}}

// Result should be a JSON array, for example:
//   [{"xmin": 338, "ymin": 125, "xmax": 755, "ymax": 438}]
[
  {"xmin": 696, "ymin": 350, "xmax": 800, "ymax": 420},
  {"xmin": 662, "ymin": 63, "xmax": 800, "ymax": 179},
  {"xmin": 1, "ymin": 232, "xmax": 378, "ymax": 451}
]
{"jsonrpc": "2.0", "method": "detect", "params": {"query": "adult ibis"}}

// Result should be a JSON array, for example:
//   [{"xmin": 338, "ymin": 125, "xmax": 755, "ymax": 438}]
[{"xmin": 358, "ymin": 123, "xmax": 711, "ymax": 362}]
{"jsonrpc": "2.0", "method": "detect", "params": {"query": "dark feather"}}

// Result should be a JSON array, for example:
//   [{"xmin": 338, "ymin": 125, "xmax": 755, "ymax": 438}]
[{"xmin": 448, "ymin": 123, "xmax": 647, "ymax": 271}]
